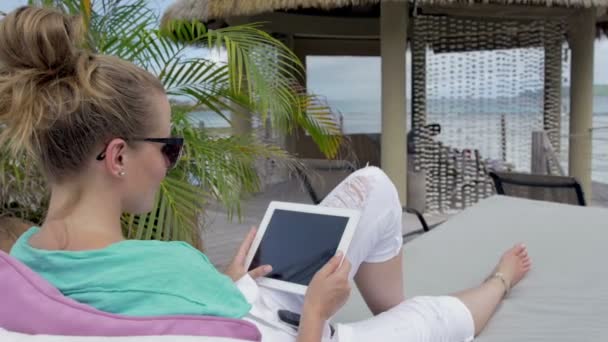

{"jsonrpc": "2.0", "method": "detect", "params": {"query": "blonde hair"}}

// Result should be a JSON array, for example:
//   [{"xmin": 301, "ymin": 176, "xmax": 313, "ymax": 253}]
[{"xmin": 0, "ymin": 6, "xmax": 165, "ymax": 183}]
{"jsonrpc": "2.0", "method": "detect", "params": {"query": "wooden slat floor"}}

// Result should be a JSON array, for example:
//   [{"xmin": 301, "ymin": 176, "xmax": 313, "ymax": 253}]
[{"xmin": 200, "ymin": 178, "xmax": 450, "ymax": 269}]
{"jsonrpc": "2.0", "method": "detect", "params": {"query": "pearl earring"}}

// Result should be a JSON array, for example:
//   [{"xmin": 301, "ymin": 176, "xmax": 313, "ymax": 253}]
[{"xmin": 118, "ymin": 170, "xmax": 126, "ymax": 176}]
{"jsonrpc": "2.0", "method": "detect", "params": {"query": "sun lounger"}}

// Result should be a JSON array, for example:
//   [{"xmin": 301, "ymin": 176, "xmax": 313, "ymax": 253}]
[
  {"xmin": 335, "ymin": 195, "xmax": 608, "ymax": 341},
  {"xmin": 489, "ymin": 172, "xmax": 586, "ymax": 206}
]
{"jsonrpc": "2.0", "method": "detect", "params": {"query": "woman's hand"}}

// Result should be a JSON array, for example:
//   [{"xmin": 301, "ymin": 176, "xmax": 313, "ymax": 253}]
[
  {"xmin": 303, "ymin": 252, "xmax": 352, "ymax": 320},
  {"xmin": 224, "ymin": 227, "xmax": 272, "ymax": 282}
]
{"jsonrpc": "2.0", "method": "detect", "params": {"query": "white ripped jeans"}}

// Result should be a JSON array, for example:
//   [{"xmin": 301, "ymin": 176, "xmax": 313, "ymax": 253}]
[{"xmin": 237, "ymin": 166, "xmax": 475, "ymax": 342}]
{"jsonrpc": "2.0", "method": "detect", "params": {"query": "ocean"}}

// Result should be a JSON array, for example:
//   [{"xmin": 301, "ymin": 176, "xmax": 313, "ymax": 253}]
[{"xmin": 190, "ymin": 95, "xmax": 608, "ymax": 183}]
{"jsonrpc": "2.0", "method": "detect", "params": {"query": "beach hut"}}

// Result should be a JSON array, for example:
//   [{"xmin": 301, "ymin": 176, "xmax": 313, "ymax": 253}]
[{"xmin": 162, "ymin": 0, "xmax": 608, "ymax": 209}]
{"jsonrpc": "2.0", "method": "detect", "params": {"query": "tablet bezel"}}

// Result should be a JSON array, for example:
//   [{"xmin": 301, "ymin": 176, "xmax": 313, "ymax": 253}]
[{"xmin": 243, "ymin": 201, "xmax": 360, "ymax": 295}]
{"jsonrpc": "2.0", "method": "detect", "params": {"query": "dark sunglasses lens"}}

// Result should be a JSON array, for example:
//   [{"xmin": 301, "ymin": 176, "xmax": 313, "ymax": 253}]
[{"xmin": 162, "ymin": 143, "xmax": 183, "ymax": 168}]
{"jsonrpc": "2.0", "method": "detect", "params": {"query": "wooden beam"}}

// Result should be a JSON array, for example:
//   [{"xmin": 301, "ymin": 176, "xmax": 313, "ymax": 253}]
[
  {"xmin": 421, "ymin": 4, "xmax": 574, "ymax": 20},
  {"xmin": 227, "ymin": 12, "xmax": 379, "ymax": 38},
  {"xmin": 295, "ymin": 38, "xmax": 380, "ymax": 56}
]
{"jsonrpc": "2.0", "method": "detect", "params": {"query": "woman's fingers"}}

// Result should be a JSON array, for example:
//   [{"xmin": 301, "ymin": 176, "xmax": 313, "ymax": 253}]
[
  {"xmin": 336, "ymin": 258, "xmax": 351, "ymax": 278},
  {"xmin": 318, "ymin": 252, "xmax": 345, "ymax": 277},
  {"xmin": 304, "ymin": 253, "xmax": 352, "ymax": 320},
  {"xmin": 235, "ymin": 227, "xmax": 257, "ymax": 262},
  {"xmin": 248, "ymin": 265, "xmax": 273, "ymax": 279}
]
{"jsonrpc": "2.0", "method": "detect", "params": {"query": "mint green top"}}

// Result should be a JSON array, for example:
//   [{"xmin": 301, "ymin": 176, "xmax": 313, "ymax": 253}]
[{"xmin": 10, "ymin": 227, "xmax": 251, "ymax": 318}]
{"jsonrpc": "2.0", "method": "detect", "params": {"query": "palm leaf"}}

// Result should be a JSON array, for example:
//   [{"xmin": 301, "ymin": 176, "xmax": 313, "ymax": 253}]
[
  {"xmin": 163, "ymin": 20, "xmax": 343, "ymax": 157},
  {"xmin": 80, "ymin": 0, "xmax": 91, "ymax": 30},
  {"xmin": 0, "ymin": 148, "xmax": 47, "ymax": 223},
  {"xmin": 121, "ymin": 176, "xmax": 207, "ymax": 248}
]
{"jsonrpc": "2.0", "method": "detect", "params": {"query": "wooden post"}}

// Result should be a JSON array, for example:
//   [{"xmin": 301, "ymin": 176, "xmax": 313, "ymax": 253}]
[
  {"xmin": 531, "ymin": 131, "xmax": 549, "ymax": 175},
  {"xmin": 532, "ymin": 131, "xmax": 567, "ymax": 176},
  {"xmin": 568, "ymin": 9, "xmax": 595, "ymax": 202},
  {"xmin": 381, "ymin": 1, "xmax": 409, "ymax": 206}
]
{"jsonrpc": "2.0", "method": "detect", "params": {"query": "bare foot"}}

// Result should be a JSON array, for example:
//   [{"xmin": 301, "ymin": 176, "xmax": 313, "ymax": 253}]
[{"xmin": 490, "ymin": 244, "xmax": 532, "ymax": 291}]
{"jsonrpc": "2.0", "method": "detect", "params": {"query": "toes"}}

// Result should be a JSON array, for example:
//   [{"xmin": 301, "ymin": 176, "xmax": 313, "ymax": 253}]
[
  {"xmin": 520, "ymin": 252, "xmax": 528, "ymax": 259},
  {"xmin": 515, "ymin": 244, "xmax": 527, "ymax": 256},
  {"xmin": 507, "ymin": 244, "xmax": 525, "ymax": 257}
]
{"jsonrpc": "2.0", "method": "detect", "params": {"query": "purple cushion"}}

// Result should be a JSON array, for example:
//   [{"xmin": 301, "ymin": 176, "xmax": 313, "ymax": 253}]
[{"xmin": 0, "ymin": 251, "xmax": 261, "ymax": 341}]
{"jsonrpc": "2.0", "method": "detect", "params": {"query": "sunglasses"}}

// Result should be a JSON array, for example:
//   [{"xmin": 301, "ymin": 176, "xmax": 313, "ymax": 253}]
[{"xmin": 96, "ymin": 137, "xmax": 184, "ymax": 169}]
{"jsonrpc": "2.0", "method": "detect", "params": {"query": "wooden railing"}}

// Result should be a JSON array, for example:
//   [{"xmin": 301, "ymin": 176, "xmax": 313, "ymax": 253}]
[{"xmin": 531, "ymin": 131, "xmax": 565, "ymax": 176}]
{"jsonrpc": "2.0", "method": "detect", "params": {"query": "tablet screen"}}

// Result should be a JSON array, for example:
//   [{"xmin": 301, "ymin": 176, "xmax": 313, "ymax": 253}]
[{"xmin": 248, "ymin": 209, "xmax": 350, "ymax": 286}]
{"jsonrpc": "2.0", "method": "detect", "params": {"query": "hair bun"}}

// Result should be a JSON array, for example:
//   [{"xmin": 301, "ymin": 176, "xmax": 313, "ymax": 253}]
[{"xmin": 0, "ymin": 6, "xmax": 84, "ymax": 74}]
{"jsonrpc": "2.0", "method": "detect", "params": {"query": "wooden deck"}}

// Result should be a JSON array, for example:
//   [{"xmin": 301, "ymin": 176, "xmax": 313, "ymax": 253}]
[{"xmin": 200, "ymin": 178, "xmax": 450, "ymax": 269}]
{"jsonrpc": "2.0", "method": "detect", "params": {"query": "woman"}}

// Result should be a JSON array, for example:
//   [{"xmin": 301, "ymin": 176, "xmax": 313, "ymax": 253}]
[{"xmin": 1, "ymin": 6, "xmax": 531, "ymax": 342}]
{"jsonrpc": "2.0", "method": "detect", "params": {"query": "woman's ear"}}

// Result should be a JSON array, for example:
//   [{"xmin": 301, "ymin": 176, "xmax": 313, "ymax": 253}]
[{"xmin": 104, "ymin": 138, "xmax": 128, "ymax": 177}]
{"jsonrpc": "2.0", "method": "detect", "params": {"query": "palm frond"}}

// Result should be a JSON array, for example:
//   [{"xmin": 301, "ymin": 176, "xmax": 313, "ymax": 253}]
[
  {"xmin": 89, "ymin": 0, "xmax": 156, "ymax": 63},
  {"xmin": 163, "ymin": 20, "xmax": 344, "ymax": 157},
  {"xmin": 121, "ymin": 176, "xmax": 207, "ymax": 248},
  {"xmin": 0, "ymin": 148, "xmax": 47, "ymax": 223},
  {"xmin": 172, "ymin": 109, "xmax": 298, "ymax": 220},
  {"xmin": 295, "ymin": 92, "xmax": 344, "ymax": 158}
]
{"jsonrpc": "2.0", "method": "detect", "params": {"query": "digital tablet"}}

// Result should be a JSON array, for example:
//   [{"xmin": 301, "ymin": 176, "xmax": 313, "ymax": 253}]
[{"xmin": 244, "ymin": 201, "xmax": 360, "ymax": 295}]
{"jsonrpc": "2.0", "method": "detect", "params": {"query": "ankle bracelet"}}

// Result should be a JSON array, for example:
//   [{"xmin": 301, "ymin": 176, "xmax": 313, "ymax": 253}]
[{"xmin": 489, "ymin": 272, "xmax": 511, "ymax": 297}]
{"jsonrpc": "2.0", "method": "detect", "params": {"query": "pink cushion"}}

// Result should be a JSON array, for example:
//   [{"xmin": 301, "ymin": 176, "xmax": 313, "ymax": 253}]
[{"xmin": 0, "ymin": 251, "xmax": 261, "ymax": 341}]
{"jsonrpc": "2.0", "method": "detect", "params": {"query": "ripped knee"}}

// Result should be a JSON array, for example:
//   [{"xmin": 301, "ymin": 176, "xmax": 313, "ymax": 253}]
[{"xmin": 321, "ymin": 169, "xmax": 375, "ymax": 210}]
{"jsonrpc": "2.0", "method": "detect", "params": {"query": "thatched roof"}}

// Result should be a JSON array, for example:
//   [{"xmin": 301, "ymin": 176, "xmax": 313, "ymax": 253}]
[{"xmin": 162, "ymin": 0, "xmax": 608, "ymax": 23}]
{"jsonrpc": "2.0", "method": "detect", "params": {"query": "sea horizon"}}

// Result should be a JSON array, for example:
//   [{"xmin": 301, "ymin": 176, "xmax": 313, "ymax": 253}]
[{"xmin": 191, "ymin": 95, "xmax": 608, "ymax": 183}]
